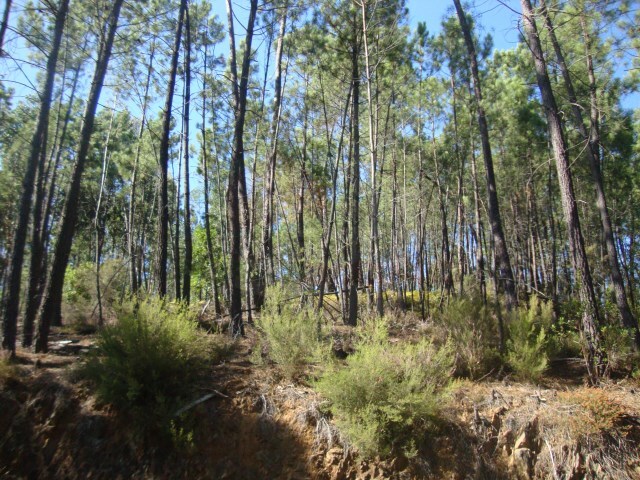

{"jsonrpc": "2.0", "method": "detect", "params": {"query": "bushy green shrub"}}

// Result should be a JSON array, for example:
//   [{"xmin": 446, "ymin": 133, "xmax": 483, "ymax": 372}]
[
  {"xmin": 81, "ymin": 299, "xmax": 223, "ymax": 427},
  {"xmin": 434, "ymin": 297, "xmax": 501, "ymax": 378},
  {"xmin": 258, "ymin": 285, "xmax": 328, "ymax": 378},
  {"xmin": 600, "ymin": 325, "xmax": 637, "ymax": 372},
  {"xmin": 506, "ymin": 296, "xmax": 552, "ymax": 382},
  {"xmin": 315, "ymin": 319, "xmax": 455, "ymax": 458},
  {"xmin": 63, "ymin": 259, "xmax": 128, "ymax": 325}
]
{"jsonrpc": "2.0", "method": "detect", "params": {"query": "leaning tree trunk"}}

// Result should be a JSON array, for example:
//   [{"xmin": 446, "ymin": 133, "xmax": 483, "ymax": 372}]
[
  {"xmin": 520, "ymin": 0, "xmax": 606, "ymax": 383},
  {"xmin": 35, "ymin": 0, "xmax": 124, "ymax": 353},
  {"xmin": 2, "ymin": 0, "xmax": 69, "ymax": 356},
  {"xmin": 453, "ymin": 0, "xmax": 516, "ymax": 310},
  {"xmin": 538, "ymin": 0, "xmax": 638, "ymax": 349},
  {"xmin": 156, "ymin": 0, "xmax": 186, "ymax": 298}
]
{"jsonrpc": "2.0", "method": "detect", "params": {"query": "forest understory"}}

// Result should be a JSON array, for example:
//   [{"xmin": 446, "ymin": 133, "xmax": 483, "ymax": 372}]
[
  {"xmin": 2, "ymin": 0, "xmax": 640, "ymax": 477},
  {"xmin": 1, "ymin": 306, "xmax": 640, "ymax": 480}
]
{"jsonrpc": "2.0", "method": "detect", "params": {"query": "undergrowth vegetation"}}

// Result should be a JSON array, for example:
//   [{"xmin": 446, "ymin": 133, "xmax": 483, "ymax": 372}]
[
  {"xmin": 506, "ymin": 296, "xmax": 553, "ymax": 382},
  {"xmin": 80, "ymin": 299, "xmax": 229, "ymax": 436},
  {"xmin": 258, "ymin": 286, "xmax": 329, "ymax": 378},
  {"xmin": 315, "ymin": 319, "xmax": 455, "ymax": 458},
  {"xmin": 433, "ymin": 297, "xmax": 500, "ymax": 379}
]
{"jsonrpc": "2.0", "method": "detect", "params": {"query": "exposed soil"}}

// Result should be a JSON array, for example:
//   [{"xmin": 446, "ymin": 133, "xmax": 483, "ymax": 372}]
[{"xmin": 1, "ymin": 323, "xmax": 640, "ymax": 479}]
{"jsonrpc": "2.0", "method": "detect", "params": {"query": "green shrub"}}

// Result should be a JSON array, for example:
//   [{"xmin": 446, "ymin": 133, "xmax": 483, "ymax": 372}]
[
  {"xmin": 63, "ymin": 259, "xmax": 129, "ymax": 325},
  {"xmin": 506, "ymin": 296, "xmax": 552, "ymax": 382},
  {"xmin": 600, "ymin": 325, "xmax": 637, "ymax": 372},
  {"xmin": 315, "ymin": 319, "xmax": 455, "ymax": 458},
  {"xmin": 434, "ymin": 297, "xmax": 501, "ymax": 378},
  {"xmin": 258, "ymin": 285, "xmax": 328, "ymax": 379},
  {"xmin": 80, "ymin": 299, "xmax": 223, "ymax": 429}
]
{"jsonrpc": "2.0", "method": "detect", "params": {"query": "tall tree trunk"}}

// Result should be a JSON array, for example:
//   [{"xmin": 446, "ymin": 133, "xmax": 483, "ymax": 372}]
[
  {"xmin": 520, "ymin": 0, "xmax": 606, "ymax": 383},
  {"xmin": 35, "ymin": 0, "xmax": 124, "ymax": 353},
  {"xmin": 360, "ymin": 0, "xmax": 383, "ymax": 317},
  {"xmin": 453, "ymin": 0, "xmax": 516, "ymax": 309},
  {"xmin": 261, "ymin": 8, "xmax": 287, "ymax": 288},
  {"xmin": 297, "ymin": 105, "xmax": 307, "ymax": 293},
  {"xmin": 94, "ymin": 103, "xmax": 115, "ymax": 327},
  {"xmin": 182, "ymin": 5, "xmax": 192, "ymax": 303},
  {"xmin": 201, "ymin": 33, "xmax": 221, "ymax": 315},
  {"xmin": 129, "ymin": 41, "xmax": 155, "ymax": 295},
  {"xmin": 2, "ymin": 0, "xmax": 69, "ymax": 356},
  {"xmin": 156, "ymin": 0, "xmax": 186, "ymax": 298},
  {"xmin": 317, "ymin": 86, "xmax": 352, "ymax": 311},
  {"xmin": 0, "ymin": 0, "xmax": 11, "ymax": 55},
  {"xmin": 538, "ymin": 0, "xmax": 639, "ymax": 348},
  {"xmin": 347, "ymin": 25, "xmax": 361, "ymax": 327},
  {"xmin": 226, "ymin": 0, "xmax": 258, "ymax": 336},
  {"xmin": 174, "ymin": 112, "xmax": 183, "ymax": 299}
]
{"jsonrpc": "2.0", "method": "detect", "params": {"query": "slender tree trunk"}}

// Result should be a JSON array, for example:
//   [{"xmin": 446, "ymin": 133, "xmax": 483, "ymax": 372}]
[
  {"xmin": 453, "ymin": 0, "xmax": 516, "ymax": 309},
  {"xmin": 156, "ymin": 0, "xmax": 186, "ymax": 298},
  {"xmin": 347, "ymin": 26, "xmax": 361, "ymax": 327},
  {"xmin": 200, "ymin": 35, "xmax": 221, "ymax": 315},
  {"xmin": 226, "ymin": 0, "xmax": 258, "ymax": 336},
  {"xmin": 94, "ymin": 103, "xmax": 115, "ymax": 327},
  {"xmin": 520, "ymin": 0, "xmax": 606, "ymax": 382},
  {"xmin": 538, "ymin": 1, "xmax": 638, "ymax": 348},
  {"xmin": 2, "ymin": 0, "xmax": 69, "ymax": 355},
  {"xmin": 129, "ymin": 41, "xmax": 155, "ymax": 295},
  {"xmin": 182, "ymin": 5, "xmax": 192, "ymax": 303},
  {"xmin": 174, "ymin": 111, "xmax": 183, "ymax": 299},
  {"xmin": 35, "ymin": 0, "xmax": 124, "ymax": 353},
  {"xmin": 360, "ymin": 0, "xmax": 383, "ymax": 317},
  {"xmin": 262, "ymin": 9, "xmax": 287, "ymax": 288},
  {"xmin": 0, "ymin": 0, "xmax": 11, "ymax": 55},
  {"xmin": 317, "ymin": 86, "xmax": 352, "ymax": 311},
  {"xmin": 297, "ymin": 106, "xmax": 307, "ymax": 292}
]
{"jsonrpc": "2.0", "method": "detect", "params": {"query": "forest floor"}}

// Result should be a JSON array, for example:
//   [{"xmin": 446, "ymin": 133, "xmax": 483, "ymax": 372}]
[{"xmin": 1, "ymin": 316, "xmax": 640, "ymax": 479}]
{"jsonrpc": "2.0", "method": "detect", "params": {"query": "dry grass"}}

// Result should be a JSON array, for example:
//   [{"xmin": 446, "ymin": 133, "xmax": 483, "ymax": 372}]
[{"xmin": 445, "ymin": 378, "xmax": 640, "ymax": 479}]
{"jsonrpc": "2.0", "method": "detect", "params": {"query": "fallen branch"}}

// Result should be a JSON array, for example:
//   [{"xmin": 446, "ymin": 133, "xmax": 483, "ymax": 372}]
[{"xmin": 174, "ymin": 393, "xmax": 215, "ymax": 416}]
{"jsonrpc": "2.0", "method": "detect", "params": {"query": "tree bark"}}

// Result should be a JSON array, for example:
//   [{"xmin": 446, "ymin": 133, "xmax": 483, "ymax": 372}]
[
  {"xmin": 347, "ymin": 24, "xmax": 361, "ymax": 327},
  {"xmin": 200, "ymin": 32, "xmax": 221, "ymax": 315},
  {"xmin": 2, "ymin": 0, "xmax": 68, "ymax": 355},
  {"xmin": 128, "ymin": 40, "xmax": 155, "ymax": 295},
  {"xmin": 182, "ymin": 5, "xmax": 192, "ymax": 303},
  {"xmin": 156, "ymin": 0, "xmax": 186, "ymax": 298},
  {"xmin": 261, "ymin": 8, "xmax": 287, "ymax": 288},
  {"xmin": 538, "ymin": 0, "xmax": 638, "ymax": 349},
  {"xmin": 226, "ymin": 0, "xmax": 258, "ymax": 336},
  {"xmin": 0, "ymin": 0, "xmax": 11, "ymax": 56},
  {"xmin": 35, "ymin": 0, "xmax": 124, "ymax": 353},
  {"xmin": 453, "ymin": 0, "xmax": 516, "ymax": 309},
  {"xmin": 520, "ymin": 0, "xmax": 606, "ymax": 383}
]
